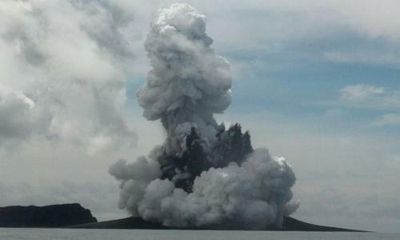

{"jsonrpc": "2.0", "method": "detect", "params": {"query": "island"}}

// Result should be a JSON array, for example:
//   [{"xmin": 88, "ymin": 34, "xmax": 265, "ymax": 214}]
[
  {"xmin": 72, "ymin": 216, "xmax": 364, "ymax": 232},
  {"xmin": 0, "ymin": 203, "xmax": 97, "ymax": 228},
  {"xmin": 0, "ymin": 203, "xmax": 366, "ymax": 231}
]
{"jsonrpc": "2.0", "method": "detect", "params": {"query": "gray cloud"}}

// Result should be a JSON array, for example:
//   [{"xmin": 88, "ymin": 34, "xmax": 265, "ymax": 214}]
[
  {"xmin": 0, "ymin": 0, "xmax": 139, "ymax": 153},
  {"xmin": 339, "ymin": 84, "xmax": 400, "ymax": 128},
  {"xmin": 339, "ymin": 84, "xmax": 400, "ymax": 110}
]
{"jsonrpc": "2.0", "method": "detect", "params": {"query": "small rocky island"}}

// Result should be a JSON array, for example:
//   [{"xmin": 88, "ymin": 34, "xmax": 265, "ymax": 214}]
[{"xmin": 0, "ymin": 203, "xmax": 97, "ymax": 228}]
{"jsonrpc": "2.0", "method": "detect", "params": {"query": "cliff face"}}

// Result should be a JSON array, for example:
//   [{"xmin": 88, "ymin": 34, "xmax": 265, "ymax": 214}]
[{"xmin": 0, "ymin": 203, "xmax": 97, "ymax": 228}]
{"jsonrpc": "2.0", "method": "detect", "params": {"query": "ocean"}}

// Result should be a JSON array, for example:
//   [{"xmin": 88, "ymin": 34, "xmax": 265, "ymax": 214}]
[{"xmin": 0, "ymin": 229, "xmax": 398, "ymax": 240}]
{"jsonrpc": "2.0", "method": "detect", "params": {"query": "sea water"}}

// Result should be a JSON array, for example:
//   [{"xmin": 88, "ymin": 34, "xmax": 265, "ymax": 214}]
[{"xmin": 0, "ymin": 229, "xmax": 399, "ymax": 240}]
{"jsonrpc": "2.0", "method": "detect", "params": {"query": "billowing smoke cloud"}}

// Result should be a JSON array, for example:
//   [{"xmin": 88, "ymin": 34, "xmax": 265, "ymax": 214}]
[
  {"xmin": 110, "ymin": 3, "xmax": 297, "ymax": 229},
  {"xmin": 139, "ymin": 2, "xmax": 232, "ymax": 156},
  {"xmin": 0, "ymin": 0, "xmax": 137, "ymax": 152}
]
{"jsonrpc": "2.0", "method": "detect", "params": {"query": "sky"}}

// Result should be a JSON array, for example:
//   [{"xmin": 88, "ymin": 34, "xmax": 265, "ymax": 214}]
[{"xmin": 0, "ymin": 0, "xmax": 399, "ymax": 233}]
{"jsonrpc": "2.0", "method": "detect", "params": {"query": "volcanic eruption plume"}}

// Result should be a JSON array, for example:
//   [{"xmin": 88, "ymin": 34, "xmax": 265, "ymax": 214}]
[{"xmin": 110, "ymin": 3, "xmax": 297, "ymax": 229}]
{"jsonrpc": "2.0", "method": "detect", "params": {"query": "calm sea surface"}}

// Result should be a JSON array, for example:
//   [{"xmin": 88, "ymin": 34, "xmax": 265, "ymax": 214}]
[{"xmin": 0, "ymin": 229, "xmax": 398, "ymax": 240}]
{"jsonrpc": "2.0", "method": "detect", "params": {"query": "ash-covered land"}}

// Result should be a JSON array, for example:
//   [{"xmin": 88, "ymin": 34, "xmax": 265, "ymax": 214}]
[{"xmin": 109, "ymin": 3, "xmax": 297, "ymax": 230}]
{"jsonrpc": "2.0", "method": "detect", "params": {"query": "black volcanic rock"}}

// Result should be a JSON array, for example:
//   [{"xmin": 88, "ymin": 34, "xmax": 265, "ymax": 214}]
[
  {"xmin": 73, "ymin": 216, "xmax": 366, "ymax": 232},
  {"xmin": 282, "ymin": 217, "xmax": 366, "ymax": 232},
  {"xmin": 0, "ymin": 203, "xmax": 97, "ymax": 228},
  {"xmin": 158, "ymin": 125, "xmax": 255, "ymax": 193},
  {"xmin": 72, "ymin": 217, "xmax": 166, "ymax": 229}
]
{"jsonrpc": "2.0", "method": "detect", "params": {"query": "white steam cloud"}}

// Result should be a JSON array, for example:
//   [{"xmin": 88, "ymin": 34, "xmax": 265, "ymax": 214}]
[
  {"xmin": 138, "ymin": 2, "xmax": 232, "ymax": 154},
  {"xmin": 110, "ymin": 3, "xmax": 297, "ymax": 229}
]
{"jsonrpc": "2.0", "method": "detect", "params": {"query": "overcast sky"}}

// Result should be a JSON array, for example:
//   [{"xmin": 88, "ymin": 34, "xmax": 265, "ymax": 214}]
[{"xmin": 0, "ymin": 0, "xmax": 399, "ymax": 232}]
